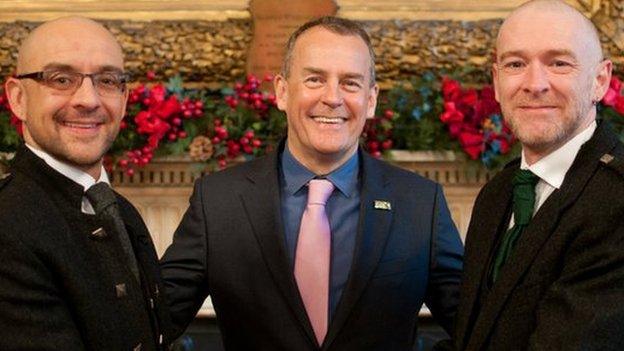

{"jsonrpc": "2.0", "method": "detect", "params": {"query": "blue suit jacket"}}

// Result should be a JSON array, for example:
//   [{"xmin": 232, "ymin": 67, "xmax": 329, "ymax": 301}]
[{"xmin": 160, "ymin": 146, "xmax": 464, "ymax": 350}]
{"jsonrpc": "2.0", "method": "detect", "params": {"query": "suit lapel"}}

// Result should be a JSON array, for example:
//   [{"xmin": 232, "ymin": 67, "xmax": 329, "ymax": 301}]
[
  {"xmin": 323, "ymin": 153, "xmax": 394, "ymax": 349},
  {"xmin": 455, "ymin": 165, "xmax": 514, "ymax": 350},
  {"xmin": 238, "ymin": 150, "xmax": 319, "ymax": 346},
  {"xmin": 466, "ymin": 122, "xmax": 619, "ymax": 350}
]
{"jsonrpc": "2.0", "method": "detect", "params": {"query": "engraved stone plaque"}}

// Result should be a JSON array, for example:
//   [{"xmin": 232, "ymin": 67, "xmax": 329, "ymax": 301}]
[{"xmin": 247, "ymin": 0, "xmax": 338, "ymax": 79}]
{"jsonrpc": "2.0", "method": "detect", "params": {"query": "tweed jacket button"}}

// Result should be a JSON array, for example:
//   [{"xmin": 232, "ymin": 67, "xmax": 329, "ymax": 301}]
[
  {"xmin": 600, "ymin": 153, "xmax": 615, "ymax": 164},
  {"xmin": 133, "ymin": 343, "xmax": 142, "ymax": 351},
  {"xmin": 115, "ymin": 283, "xmax": 127, "ymax": 298}
]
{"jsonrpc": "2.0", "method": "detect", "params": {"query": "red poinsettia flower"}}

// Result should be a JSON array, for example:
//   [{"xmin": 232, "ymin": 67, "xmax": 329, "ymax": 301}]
[
  {"xmin": 441, "ymin": 102, "xmax": 464, "ymax": 123},
  {"xmin": 603, "ymin": 88, "xmax": 618, "ymax": 107},
  {"xmin": 615, "ymin": 95, "xmax": 624, "ymax": 115},
  {"xmin": 458, "ymin": 131, "xmax": 484, "ymax": 160},
  {"xmin": 460, "ymin": 88, "xmax": 478, "ymax": 106},
  {"xmin": 610, "ymin": 76, "xmax": 622, "ymax": 93},
  {"xmin": 442, "ymin": 77, "xmax": 462, "ymax": 101},
  {"xmin": 154, "ymin": 96, "xmax": 182, "ymax": 119}
]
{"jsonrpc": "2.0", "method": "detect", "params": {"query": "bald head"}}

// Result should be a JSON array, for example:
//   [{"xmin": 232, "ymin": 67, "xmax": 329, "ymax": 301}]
[
  {"xmin": 17, "ymin": 16, "xmax": 123, "ymax": 74},
  {"xmin": 497, "ymin": 0, "xmax": 603, "ymax": 64},
  {"xmin": 6, "ymin": 16, "xmax": 129, "ymax": 179},
  {"xmin": 491, "ymin": 0, "xmax": 612, "ymax": 164}
]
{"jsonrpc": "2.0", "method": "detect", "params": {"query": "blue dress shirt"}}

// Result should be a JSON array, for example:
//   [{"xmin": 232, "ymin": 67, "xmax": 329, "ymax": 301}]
[{"xmin": 279, "ymin": 146, "xmax": 360, "ymax": 320}]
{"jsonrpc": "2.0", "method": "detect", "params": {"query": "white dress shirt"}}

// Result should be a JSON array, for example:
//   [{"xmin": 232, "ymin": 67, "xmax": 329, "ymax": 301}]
[
  {"xmin": 508, "ymin": 121, "xmax": 597, "ymax": 228},
  {"xmin": 25, "ymin": 144, "xmax": 110, "ymax": 214}
]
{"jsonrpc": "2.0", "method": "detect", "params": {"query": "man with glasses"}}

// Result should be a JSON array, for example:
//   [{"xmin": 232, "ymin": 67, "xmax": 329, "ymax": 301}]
[{"xmin": 0, "ymin": 17, "xmax": 170, "ymax": 350}]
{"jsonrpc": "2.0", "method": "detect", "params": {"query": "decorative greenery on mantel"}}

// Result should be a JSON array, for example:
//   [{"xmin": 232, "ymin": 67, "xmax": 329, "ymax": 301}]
[{"xmin": 2, "ymin": 71, "xmax": 624, "ymax": 174}]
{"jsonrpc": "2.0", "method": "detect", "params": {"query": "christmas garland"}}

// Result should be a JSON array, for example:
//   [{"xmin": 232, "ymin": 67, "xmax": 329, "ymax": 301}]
[{"xmin": 2, "ymin": 72, "xmax": 623, "ymax": 173}]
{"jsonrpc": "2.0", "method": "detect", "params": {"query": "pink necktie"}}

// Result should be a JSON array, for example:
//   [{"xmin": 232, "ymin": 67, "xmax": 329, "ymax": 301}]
[{"xmin": 294, "ymin": 179, "xmax": 335, "ymax": 345}]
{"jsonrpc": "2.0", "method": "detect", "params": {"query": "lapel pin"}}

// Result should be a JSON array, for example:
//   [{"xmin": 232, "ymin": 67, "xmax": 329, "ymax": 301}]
[{"xmin": 374, "ymin": 200, "xmax": 392, "ymax": 211}]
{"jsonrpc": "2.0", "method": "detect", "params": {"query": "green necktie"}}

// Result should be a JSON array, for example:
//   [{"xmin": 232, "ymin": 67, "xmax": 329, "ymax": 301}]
[{"xmin": 491, "ymin": 169, "xmax": 539, "ymax": 283}]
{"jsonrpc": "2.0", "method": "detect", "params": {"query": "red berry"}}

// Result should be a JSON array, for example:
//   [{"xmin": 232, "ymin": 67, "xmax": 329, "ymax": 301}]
[
  {"xmin": 381, "ymin": 139, "xmax": 393, "ymax": 150},
  {"xmin": 372, "ymin": 151, "xmax": 382, "ymax": 158},
  {"xmin": 126, "ymin": 168, "xmax": 135, "ymax": 176},
  {"xmin": 211, "ymin": 136, "xmax": 221, "ymax": 144},
  {"xmin": 240, "ymin": 137, "xmax": 249, "ymax": 145},
  {"xmin": 244, "ymin": 130, "xmax": 255, "ymax": 139},
  {"xmin": 168, "ymin": 133, "xmax": 177, "ymax": 141},
  {"xmin": 243, "ymin": 145, "xmax": 253, "ymax": 154},
  {"xmin": 367, "ymin": 141, "xmax": 379, "ymax": 151},
  {"xmin": 172, "ymin": 117, "xmax": 182, "ymax": 126},
  {"xmin": 218, "ymin": 159, "xmax": 227, "ymax": 168},
  {"xmin": 264, "ymin": 73, "xmax": 274, "ymax": 82},
  {"xmin": 252, "ymin": 139, "xmax": 262, "ymax": 147},
  {"xmin": 183, "ymin": 110, "xmax": 192, "ymax": 118},
  {"xmin": 178, "ymin": 131, "xmax": 187, "ymax": 138},
  {"xmin": 119, "ymin": 159, "xmax": 129, "ymax": 167},
  {"xmin": 214, "ymin": 119, "xmax": 222, "ymax": 126},
  {"xmin": 195, "ymin": 101, "xmax": 203, "ymax": 108},
  {"xmin": 146, "ymin": 71, "xmax": 156, "ymax": 80},
  {"xmin": 120, "ymin": 121, "xmax": 128, "ymax": 129},
  {"xmin": 384, "ymin": 109, "xmax": 394, "ymax": 119}
]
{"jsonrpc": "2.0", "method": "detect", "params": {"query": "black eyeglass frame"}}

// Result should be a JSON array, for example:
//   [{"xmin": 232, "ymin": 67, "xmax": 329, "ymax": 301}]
[{"xmin": 14, "ymin": 70, "xmax": 130, "ymax": 96}]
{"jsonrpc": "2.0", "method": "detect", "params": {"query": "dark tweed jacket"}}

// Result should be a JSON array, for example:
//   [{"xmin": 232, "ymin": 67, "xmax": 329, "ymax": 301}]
[
  {"xmin": 454, "ymin": 122, "xmax": 624, "ymax": 350},
  {"xmin": 0, "ymin": 146, "xmax": 171, "ymax": 350}
]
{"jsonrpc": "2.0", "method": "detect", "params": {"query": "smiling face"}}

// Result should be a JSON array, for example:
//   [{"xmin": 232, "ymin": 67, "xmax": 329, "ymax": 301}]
[
  {"xmin": 493, "ymin": 1, "xmax": 611, "ymax": 163},
  {"xmin": 6, "ymin": 17, "xmax": 128, "ymax": 179},
  {"xmin": 274, "ymin": 26, "xmax": 378, "ymax": 174}
]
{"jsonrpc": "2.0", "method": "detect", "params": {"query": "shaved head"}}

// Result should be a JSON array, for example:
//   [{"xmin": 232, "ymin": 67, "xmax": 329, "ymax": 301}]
[
  {"xmin": 6, "ymin": 16, "xmax": 128, "ymax": 179},
  {"xmin": 17, "ymin": 16, "xmax": 123, "ymax": 74},
  {"xmin": 497, "ymin": 0, "xmax": 603, "ymax": 64},
  {"xmin": 492, "ymin": 0, "xmax": 611, "ymax": 164}
]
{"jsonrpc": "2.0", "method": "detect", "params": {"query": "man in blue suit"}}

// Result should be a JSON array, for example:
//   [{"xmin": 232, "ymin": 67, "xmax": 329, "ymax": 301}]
[{"xmin": 160, "ymin": 16, "xmax": 464, "ymax": 350}]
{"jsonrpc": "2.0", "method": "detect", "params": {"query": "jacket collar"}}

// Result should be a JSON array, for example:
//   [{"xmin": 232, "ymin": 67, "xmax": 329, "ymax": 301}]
[{"xmin": 239, "ymin": 144, "xmax": 394, "ymax": 349}]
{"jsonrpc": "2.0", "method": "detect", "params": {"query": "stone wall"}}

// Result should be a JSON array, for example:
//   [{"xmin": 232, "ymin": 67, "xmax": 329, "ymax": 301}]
[{"xmin": 0, "ymin": 0, "xmax": 621, "ymax": 87}]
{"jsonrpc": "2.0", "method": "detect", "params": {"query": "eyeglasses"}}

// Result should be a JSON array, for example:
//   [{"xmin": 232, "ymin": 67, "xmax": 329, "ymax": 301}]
[{"xmin": 15, "ymin": 70, "xmax": 129, "ymax": 97}]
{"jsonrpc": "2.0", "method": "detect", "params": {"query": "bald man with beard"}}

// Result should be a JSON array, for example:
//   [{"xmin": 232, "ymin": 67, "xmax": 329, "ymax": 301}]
[
  {"xmin": 452, "ymin": 1, "xmax": 624, "ymax": 350},
  {"xmin": 0, "ymin": 17, "xmax": 170, "ymax": 350}
]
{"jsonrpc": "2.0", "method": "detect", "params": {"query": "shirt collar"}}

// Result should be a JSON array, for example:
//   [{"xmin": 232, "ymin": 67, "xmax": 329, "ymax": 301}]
[
  {"xmin": 280, "ymin": 145, "xmax": 359, "ymax": 197},
  {"xmin": 25, "ymin": 143, "xmax": 110, "ymax": 192},
  {"xmin": 520, "ymin": 121, "xmax": 596, "ymax": 189}
]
